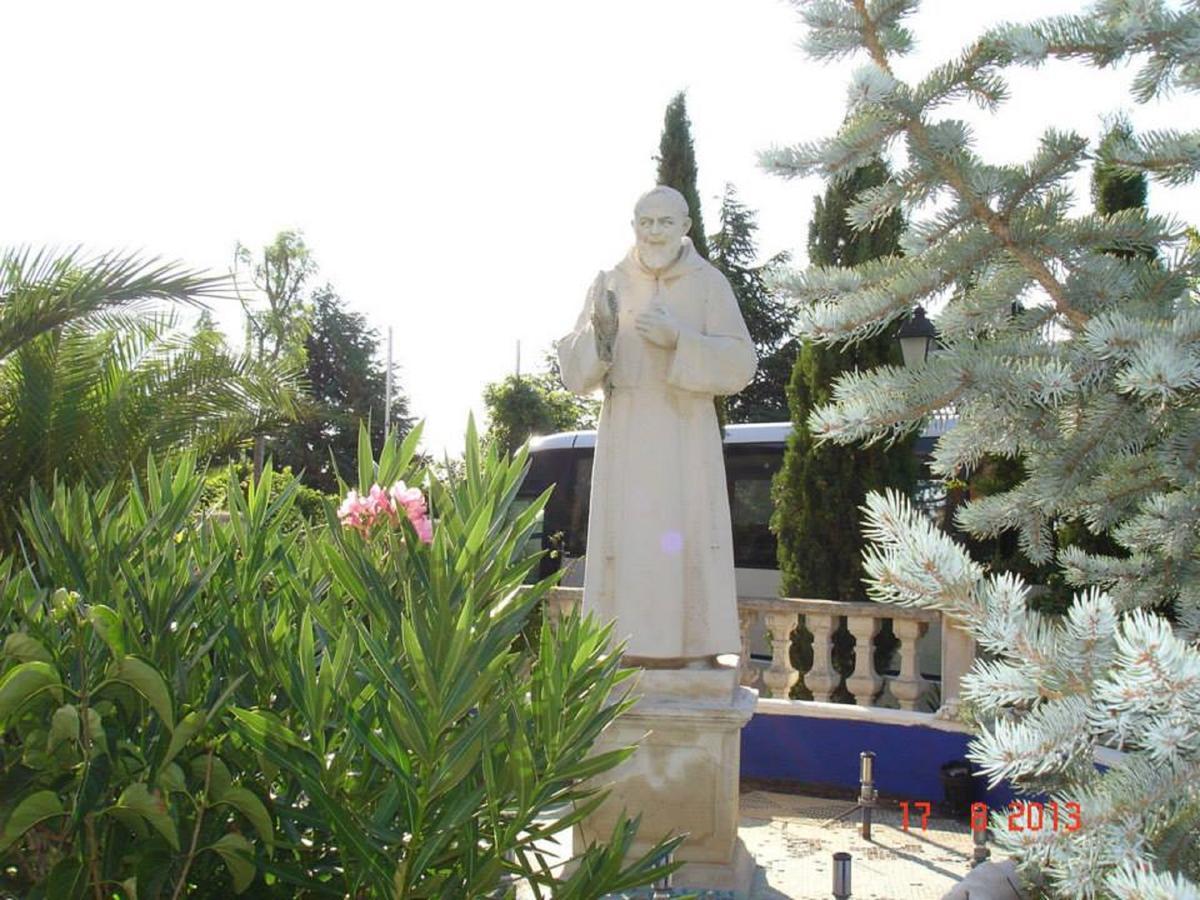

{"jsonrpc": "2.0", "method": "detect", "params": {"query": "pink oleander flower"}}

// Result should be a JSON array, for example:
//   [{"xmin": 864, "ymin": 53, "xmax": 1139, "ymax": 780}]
[
  {"xmin": 338, "ymin": 481, "xmax": 433, "ymax": 543},
  {"xmin": 413, "ymin": 514, "xmax": 434, "ymax": 544},
  {"xmin": 388, "ymin": 481, "xmax": 427, "ymax": 521},
  {"xmin": 337, "ymin": 489, "xmax": 371, "ymax": 531},
  {"xmin": 367, "ymin": 483, "xmax": 393, "ymax": 525}
]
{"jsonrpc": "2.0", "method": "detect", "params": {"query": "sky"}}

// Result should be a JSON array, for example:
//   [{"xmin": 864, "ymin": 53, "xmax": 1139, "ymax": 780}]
[{"xmin": 4, "ymin": 0, "xmax": 1199, "ymax": 458}]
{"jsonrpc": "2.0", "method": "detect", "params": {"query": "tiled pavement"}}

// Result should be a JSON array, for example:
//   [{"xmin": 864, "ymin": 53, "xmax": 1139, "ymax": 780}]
[
  {"xmin": 595, "ymin": 790, "xmax": 985, "ymax": 900},
  {"xmin": 736, "ymin": 790, "xmax": 979, "ymax": 899}
]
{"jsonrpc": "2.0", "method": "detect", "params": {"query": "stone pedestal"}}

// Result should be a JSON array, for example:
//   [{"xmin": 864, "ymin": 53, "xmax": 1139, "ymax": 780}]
[{"xmin": 574, "ymin": 661, "xmax": 757, "ymax": 891}]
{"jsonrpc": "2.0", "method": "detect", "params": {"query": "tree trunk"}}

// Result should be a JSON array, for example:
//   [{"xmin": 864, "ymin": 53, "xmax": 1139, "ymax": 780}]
[{"xmin": 253, "ymin": 434, "xmax": 265, "ymax": 481}]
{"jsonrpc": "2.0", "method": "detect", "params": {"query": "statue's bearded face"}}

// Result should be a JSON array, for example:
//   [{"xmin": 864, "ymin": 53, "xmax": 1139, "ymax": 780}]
[{"xmin": 633, "ymin": 197, "xmax": 691, "ymax": 270}]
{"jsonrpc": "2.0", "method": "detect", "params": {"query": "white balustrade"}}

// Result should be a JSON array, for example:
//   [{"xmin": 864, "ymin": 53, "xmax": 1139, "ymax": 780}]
[
  {"xmin": 538, "ymin": 587, "xmax": 961, "ymax": 718},
  {"xmin": 804, "ymin": 613, "xmax": 839, "ymax": 703},
  {"xmin": 845, "ymin": 615, "xmax": 882, "ymax": 705},
  {"xmin": 889, "ymin": 618, "xmax": 928, "ymax": 710},
  {"xmin": 738, "ymin": 606, "xmax": 762, "ymax": 689},
  {"xmin": 762, "ymin": 611, "xmax": 800, "ymax": 698},
  {"xmin": 731, "ymin": 597, "xmax": 945, "ymax": 714}
]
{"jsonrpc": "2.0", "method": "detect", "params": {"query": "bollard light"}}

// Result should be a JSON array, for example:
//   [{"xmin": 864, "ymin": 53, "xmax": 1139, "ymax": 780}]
[
  {"xmin": 832, "ymin": 851, "xmax": 852, "ymax": 899},
  {"xmin": 859, "ymin": 751, "xmax": 875, "ymax": 789},
  {"xmin": 859, "ymin": 751, "xmax": 877, "ymax": 840},
  {"xmin": 972, "ymin": 823, "xmax": 990, "ymax": 869},
  {"xmin": 651, "ymin": 851, "xmax": 673, "ymax": 898}
]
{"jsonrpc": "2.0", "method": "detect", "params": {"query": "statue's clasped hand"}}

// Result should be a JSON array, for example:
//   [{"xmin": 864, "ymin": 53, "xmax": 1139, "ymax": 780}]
[{"xmin": 635, "ymin": 304, "xmax": 680, "ymax": 349}]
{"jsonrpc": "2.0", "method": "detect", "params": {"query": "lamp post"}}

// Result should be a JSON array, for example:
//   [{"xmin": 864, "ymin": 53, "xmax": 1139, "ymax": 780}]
[{"xmin": 897, "ymin": 305, "xmax": 937, "ymax": 368}]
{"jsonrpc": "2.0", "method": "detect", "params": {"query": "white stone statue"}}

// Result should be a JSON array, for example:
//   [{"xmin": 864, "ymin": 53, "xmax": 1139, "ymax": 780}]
[{"xmin": 556, "ymin": 185, "xmax": 757, "ymax": 666}]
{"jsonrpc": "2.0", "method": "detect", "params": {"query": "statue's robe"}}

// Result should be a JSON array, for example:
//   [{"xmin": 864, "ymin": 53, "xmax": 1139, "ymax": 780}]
[{"xmin": 556, "ymin": 238, "xmax": 757, "ymax": 659}]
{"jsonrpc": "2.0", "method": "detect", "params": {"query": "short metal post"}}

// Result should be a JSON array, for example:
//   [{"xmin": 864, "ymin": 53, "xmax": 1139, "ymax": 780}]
[
  {"xmin": 651, "ymin": 851, "xmax": 673, "ymax": 898},
  {"xmin": 832, "ymin": 851, "xmax": 852, "ymax": 899},
  {"xmin": 972, "ymin": 823, "xmax": 990, "ymax": 868},
  {"xmin": 859, "ymin": 751, "xmax": 877, "ymax": 840}
]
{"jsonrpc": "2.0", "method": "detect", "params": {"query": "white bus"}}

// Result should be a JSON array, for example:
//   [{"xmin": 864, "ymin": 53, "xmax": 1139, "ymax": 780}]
[{"xmin": 515, "ymin": 420, "xmax": 947, "ymax": 599}]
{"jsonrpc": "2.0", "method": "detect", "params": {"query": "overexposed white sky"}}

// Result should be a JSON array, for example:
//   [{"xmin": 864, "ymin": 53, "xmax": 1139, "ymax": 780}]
[{"xmin": 4, "ymin": 0, "xmax": 1199, "ymax": 457}]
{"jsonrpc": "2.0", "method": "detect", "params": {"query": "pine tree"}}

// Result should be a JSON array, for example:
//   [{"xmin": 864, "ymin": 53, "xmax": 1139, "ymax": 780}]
[
  {"xmin": 272, "ymin": 286, "xmax": 412, "ymax": 493},
  {"xmin": 1093, "ymin": 116, "xmax": 1149, "ymax": 220},
  {"xmin": 763, "ymin": 2, "xmax": 1200, "ymax": 894},
  {"xmin": 1042, "ymin": 117, "xmax": 1151, "ymax": 606},
  {"xmin": 655, "ymin": 91, "xmax": 709, "ymax": 259},
  {"xmin": 771, "ymin": 161, "xmax": 916, "ymax": 603},
  {"xmin": 709, "ymin": 184, "xmax": 795, "ymax": 423}
]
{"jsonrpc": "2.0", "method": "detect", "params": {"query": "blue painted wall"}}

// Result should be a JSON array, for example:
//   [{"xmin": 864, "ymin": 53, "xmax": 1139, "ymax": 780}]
[{"xmin": 741, "ymin": 712, "xmax": 1017, "ymax": 808}]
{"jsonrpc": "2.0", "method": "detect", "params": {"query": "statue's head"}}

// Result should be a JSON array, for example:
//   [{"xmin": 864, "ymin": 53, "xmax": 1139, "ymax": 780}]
[{"xmin": 632, "ymin": 186, "xmax": 691, "ymax": 270}]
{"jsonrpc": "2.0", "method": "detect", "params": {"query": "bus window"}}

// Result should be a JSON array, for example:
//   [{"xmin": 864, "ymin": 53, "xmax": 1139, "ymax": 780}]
[
  {"xmin": 725, "ymin": 447, "xmax": 784, "ymax": 569},
  {"xmin": 564, "ymin": 454, "xmax": 592, "ymax": 557},
  {"xmin": 509, "ymin": 497, "xmax": 546, "ymax": 562}
]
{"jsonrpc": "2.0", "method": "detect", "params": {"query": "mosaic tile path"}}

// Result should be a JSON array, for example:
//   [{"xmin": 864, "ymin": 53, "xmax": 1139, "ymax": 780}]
[{"xmin": 595, "ymin": 789, "xmax": 986, "ymax": 900}]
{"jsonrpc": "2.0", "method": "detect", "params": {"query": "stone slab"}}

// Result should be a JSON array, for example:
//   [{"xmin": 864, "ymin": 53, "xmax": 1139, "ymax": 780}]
[
  {"xmin": 575, "ymin": 684, "xmax": 757, "ymax": 871},
  {"xmin": 633, "ymin": 661, "xmax": 740, "ymax": 704}
]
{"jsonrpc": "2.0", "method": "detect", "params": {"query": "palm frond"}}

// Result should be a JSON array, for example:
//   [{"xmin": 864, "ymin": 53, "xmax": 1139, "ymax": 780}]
[
  {"xmin": 0, "ymin": 311, "xmax": 305, "ymax": 551},
  {"xmin": 0, "ymin": 246, "xmax": 228, "ymax": 359}
]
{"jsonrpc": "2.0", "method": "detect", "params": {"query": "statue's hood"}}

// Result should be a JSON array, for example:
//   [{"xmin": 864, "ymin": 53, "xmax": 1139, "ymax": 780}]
[{"xmin": 616, "ymin": 237, "xmax": 708, "ymax": 281}]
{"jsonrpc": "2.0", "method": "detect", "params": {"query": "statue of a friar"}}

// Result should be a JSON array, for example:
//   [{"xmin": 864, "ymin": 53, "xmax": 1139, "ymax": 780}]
[{"xmin": 556, "ymin": 185, "xmax": 757, "ymax": 668}]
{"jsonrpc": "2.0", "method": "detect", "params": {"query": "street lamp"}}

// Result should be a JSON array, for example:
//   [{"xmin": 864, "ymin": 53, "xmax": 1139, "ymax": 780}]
[{"xmin": 897, "ymin": 306, "xmax": 937, "ymax": 367}]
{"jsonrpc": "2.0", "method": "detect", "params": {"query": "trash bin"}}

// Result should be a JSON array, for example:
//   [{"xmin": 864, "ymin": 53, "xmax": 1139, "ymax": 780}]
[{"xmin": 940, "ymin": 760, "xmax": 974, "ymax": 819}]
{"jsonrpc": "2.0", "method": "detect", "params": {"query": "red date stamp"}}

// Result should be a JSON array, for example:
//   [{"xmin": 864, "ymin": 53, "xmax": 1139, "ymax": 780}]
[{"xmin": 899, "ymin": 800, "xmax": 1082, "ymax": 832}]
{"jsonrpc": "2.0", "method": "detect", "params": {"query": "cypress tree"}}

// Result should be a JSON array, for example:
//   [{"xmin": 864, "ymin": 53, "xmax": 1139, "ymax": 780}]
[
  {"xmin": 655, "ymin": 91, "xmax": 709, "ymax": 259},
  {"xmin": 771, "ymin": 161, "xmax": 917, "ymax": 601}
]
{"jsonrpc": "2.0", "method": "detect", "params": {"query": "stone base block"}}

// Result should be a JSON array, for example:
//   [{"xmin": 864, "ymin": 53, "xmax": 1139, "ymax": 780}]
[
  {"xmin": 672, "ymin": 836, "xmax": 756, "ymax": 892},
  {"xmin": 574, "ymin": 670, "xmax": 757, "ymax": 883},
  {"xmin": 633, "ymin": 657, "xmax": 740, "ymax": 703}
]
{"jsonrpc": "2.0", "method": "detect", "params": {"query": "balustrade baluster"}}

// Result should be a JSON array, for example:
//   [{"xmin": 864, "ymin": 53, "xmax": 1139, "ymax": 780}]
[
  {"xmin": 845, "ymin": 615, "xmax": 882, "ymax": 706},
  {"xmin": 889, "ymin": 618, "xmax": 928, "ymax": 710},
  {"xmin": 804, "ymin": 614, "xmax": 839, "ymax": 702},
  {"xmin": 938, "ymin": 616, "xmax": 976, "ymax": 720},
  {"xmin": 762, "ymin": 612, "xmax": 799, "ymax": 698},
  {"xmin": 738, "ymin": 607, "xmax": 761, "ymax": 688}
]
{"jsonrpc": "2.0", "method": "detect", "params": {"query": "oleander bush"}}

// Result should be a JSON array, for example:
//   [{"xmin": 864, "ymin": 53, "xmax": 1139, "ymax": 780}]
[{"xmin": 0, "ymin": 421, "xmax": 677, "ymax": 899}]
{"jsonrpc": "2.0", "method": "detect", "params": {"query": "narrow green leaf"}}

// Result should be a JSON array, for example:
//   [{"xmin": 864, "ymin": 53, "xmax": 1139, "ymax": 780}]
[
  {"xmin": 2, "ymin": 632, "xmax": 52, "ymax": 663},
  {"xmin": 357, "ymin": 421, "xmax": 374, "ymax": 494},
  {"xmin": 161, "ymin": 710, "xmax": 205, "ymax": 768},
  {"xmin": 228, "ymin": 707, "xmax": 304, "ymax": 749},
  {"xmin": 110, "ymin": 656, "xmax": 174, "ymax": 730},
  {"xmin": 43, "ymin": 858, "xmax": 87, "ymax": 900},
  {"xmin": 190, "ymin": 755, "xmax": 233, "ymax": 802},
  {"xmin": 46, "ymin": 704, "xmax": 80, "ymax": 752},
  {"xmin": 464, "ymin": 498, "xmax": 496, "ymax": 556},
  {"xmin": 0, "ymin": 790, "xmax": 66, "ymax": 851},
  {"xmin": 0, "ymin": 661, "xmax": 63, "ymax": 724},
  {"xmin": 87, "ymin": 604, "xmax": 125, "ymax": 658},
  {"xmin": 217, "ymin": 786, "xmax": 274, "ymax": 853},
  {"xmin": 156, "ymin": 762, "xmax": 186, "ymax": 795},
  {"xmin": 209, "ymin": 832, "xmax": 256, "ymax": 893},
  {"xmin": 110, "ymin": 783, "xmax": 179, "ymax": 850},
  {"xmin": 299, "ymin": 609, "xmax": 317, "ymax": 727}
]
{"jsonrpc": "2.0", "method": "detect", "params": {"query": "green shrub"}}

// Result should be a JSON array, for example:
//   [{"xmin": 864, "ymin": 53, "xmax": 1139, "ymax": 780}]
[
  {"xmin": 0, "ymin": 421, "xmax": 677, "ymax": 898},
  {"xmin": 198, "ymin": 459, "xmax": 331, "ymax": 528}
]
